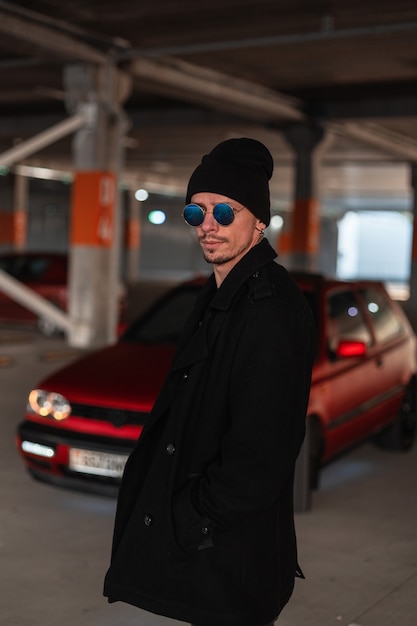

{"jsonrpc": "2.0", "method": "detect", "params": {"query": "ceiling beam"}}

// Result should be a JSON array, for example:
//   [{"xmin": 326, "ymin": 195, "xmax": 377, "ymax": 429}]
[
  {"xmin": 129, "ymin": 56, "xmax": 417, "ymax": 162},
  {"xmin": 0, "ymin": 9, "xmax": 106, "ymax": 64},
  {"xmin": 0, "ymin": 8, "xmax": 416, "ymax": 165},
  {"xmin": 129, "ymin": 57, "xmax": 305, "ymax": 123},
  {"xmin": 334, "ymin": 121, "xmax": 417, "ymax": 162}
]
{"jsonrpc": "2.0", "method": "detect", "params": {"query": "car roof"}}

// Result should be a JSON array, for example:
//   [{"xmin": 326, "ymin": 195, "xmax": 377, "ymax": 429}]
[{"xmin": 290, "ymin": 271, "xmax": 385, "ymax": 291}]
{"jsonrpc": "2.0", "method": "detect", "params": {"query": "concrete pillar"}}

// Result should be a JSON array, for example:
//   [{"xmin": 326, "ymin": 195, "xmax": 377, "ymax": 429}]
[
  {"xmin": 319, "ymin": 216, "xmax": 339, "ymax": 276},
  {"xmin": 282, "ymin": 123, "xmax": 334, "ymax": 512},
  {"xmin": 294, "ymin": 416, "xmax": 312, "ymax": 513},
  {"xmin": 125, "ymin": 187, "xmax": 142, "ymax": 283},
  {"xmin": 0, "ymin": 174, "xmax": 27, "ymax": 249},
  {"xmin": 13, "ymin": 173, "xmax": 28, "ymax": 250},
  {"xmin": 281, "ymin": 122, "xmax": 326, "ymax": 272},
  {"xmin": 405, "ymin": 164, "xmax": 417, "ymax": 331},
  {"xmin": 65, "ymin": 62, "xmax": 131, "ymax": 348}
]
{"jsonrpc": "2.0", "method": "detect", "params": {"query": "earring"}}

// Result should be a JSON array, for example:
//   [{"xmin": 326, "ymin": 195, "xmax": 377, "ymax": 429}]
[{"xmin": 256, "ymin": 227, "xmax": 265, "ymax": 235}]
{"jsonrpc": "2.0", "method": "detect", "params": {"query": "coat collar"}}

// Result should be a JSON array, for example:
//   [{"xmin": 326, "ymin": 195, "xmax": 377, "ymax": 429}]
[
  {"xmin": 209, "ymin": 238, "xmax": 277, "ymax": 311},
  {"xmin": 173, "ymin": 238, "xmax": 277, "ymax": 368},
  {"xmin": 148, "ymin": 240, "xmax": 278, "ymax": 420}
]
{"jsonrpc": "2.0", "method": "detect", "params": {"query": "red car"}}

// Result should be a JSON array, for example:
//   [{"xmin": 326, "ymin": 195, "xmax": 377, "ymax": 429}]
[
  {"xmin": 0, "ymin": 252, "xmax": 68, "ymax": 336},
  {"xmin": 16, "ymin": 275, "xmax": 417, "ymax": 494},
  {"xmin": 0, "ymin": 251, "xmax": 127, "ymax": 336}
]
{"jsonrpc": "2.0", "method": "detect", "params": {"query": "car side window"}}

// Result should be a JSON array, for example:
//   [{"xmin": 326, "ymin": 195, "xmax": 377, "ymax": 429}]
[
  {"xmin": 27, "ymin": 258, "xmax": 49, "ymax": 281},
  {"xmin": 360, "ymin": 287, "xmax": 403, "ymax": 343},
  {"xmin": 327, "ymin": 290, "xmax": 373, "ymax": 355},
  {"xmin": 124, "ymin": 285, "xmax": 201, "ymax": 344}
]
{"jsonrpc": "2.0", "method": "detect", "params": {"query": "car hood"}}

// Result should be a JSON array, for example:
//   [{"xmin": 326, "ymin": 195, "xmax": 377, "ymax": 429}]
[{"xmin": 36, "ymin": 341, "xmax": 176, "ymax": 413}]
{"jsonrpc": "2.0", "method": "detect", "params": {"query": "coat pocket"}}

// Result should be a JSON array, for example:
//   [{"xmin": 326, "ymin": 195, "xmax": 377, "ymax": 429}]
[{"xmin": 171, "ymin": 476, "xmax": 214, "ymax": 555}]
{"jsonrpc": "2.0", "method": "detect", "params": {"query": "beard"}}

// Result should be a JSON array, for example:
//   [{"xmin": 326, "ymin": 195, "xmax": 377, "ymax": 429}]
[
  {"xmin": 203, "ymin": 251, "xmax": 233, "ymax": 265},
  {"xmin": 200, "ymin": 237, "xmax": 253, "ymax": 266},
  {"xmin": 200, "ymin": 236, "xmax": 230, "ymax": 265}
]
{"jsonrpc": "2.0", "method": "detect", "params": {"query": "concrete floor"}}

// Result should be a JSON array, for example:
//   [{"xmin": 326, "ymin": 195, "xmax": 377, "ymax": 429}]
[{"xmin": 1, "ymin": 327, "xmax": 417, "ymax": 626}]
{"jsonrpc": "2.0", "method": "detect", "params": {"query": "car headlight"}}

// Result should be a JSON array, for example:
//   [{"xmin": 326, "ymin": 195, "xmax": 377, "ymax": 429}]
[{"xmin": 28, "ymin": 389, "xmax": 71, "ymax": 421}]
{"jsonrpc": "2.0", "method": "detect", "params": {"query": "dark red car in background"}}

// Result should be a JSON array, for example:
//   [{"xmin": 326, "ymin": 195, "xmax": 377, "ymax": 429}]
[
  {"xmin": 16, "ymin": 274, "xmax": 417, "ymax": 494},
  {"xmin": 0, "ymin": 251, "xmax": 127, "ymax": 336},
  {"xmin": 0, "ymin": 252, "xmax": 68, "ymax": 336}
]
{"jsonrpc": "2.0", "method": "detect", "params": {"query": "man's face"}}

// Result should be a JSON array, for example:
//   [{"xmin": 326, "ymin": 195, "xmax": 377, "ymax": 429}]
[{"xmin": 190, "ymin": 192, "xmax": 265, "ymax": 282}]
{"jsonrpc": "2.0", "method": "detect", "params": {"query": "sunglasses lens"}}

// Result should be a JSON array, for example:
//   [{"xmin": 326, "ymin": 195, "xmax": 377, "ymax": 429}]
[
  {"xmin": 183, "ymin": 204, "xmax": 204, "ymax": 226},
  {"xmin": 213, "ymin": 203, "xmax": 235, "ymax": 225},
  {"xmin": 183, "ymin": 203, "xmax": 235, "ymax": 226}
]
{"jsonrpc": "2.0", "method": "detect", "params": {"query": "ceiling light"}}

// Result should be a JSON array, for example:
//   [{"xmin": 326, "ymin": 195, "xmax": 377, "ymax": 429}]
[
  {"xmin": 135, "ymin": 188, "xmax": 149, "ymax": 201},
  {"xmin": 148, "ymin": 210, "xmax": 166, "ymax": 225}
]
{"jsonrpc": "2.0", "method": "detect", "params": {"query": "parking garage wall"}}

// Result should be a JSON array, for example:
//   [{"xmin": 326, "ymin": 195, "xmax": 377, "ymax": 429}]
[{"xmin": 0, "ymin": 176, "xmax": 412, "ymax": 290}]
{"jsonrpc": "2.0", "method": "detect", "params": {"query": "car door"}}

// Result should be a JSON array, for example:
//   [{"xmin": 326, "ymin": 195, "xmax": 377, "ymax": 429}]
[
  {"xmin": 357, "ymin": 285, "xmax": 410, "ymax": 429},
  {"xmin": 319, "ymin": 287, "xmax": 384, "ymax": 459}
]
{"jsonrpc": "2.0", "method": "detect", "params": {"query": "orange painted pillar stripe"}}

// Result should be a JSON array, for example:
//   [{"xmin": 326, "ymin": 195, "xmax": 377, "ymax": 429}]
[
  {"xmin": 292, "ymin": 198, "xmax": 319, "ymax": 254},
  {"xmin": 0, "ymin": 210, "xmax": 27, "ymax": 246},
  {"xmin": 277, "ymin": 230, "xmax": 292, "ymax": 255},
  {"xmin": 71, "ymin": 171, "xmax": 116, "ymax": 247},
  {"xmin": 125, "ymin": 217, "xmax": 141, "ymax": 249},
  {"xmin": 14, "ymin": 210, "xmax": 27, "ymax": 247}
]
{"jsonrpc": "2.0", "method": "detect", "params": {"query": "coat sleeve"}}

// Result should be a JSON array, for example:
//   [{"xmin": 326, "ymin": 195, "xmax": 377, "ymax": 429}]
[{"xmin": 173, "ymin": 293, "xmax": 315, "ymax": 551}]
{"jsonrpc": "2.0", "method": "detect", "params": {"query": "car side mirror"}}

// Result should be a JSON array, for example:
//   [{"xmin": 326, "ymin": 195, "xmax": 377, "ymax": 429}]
[{"xmin": 335, "ymin": 339, "xmax": 367, "ymax": 358}]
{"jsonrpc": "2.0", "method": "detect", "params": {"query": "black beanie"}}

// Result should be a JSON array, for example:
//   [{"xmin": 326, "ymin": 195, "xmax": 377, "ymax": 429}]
[{"xmin": 185, "ymin": 137, "xmax": 274, "ymax": 226}]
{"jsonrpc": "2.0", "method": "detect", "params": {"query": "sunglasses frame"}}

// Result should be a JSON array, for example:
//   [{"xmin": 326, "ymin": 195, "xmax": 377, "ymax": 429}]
[{"xmin": 182, "ymin": 202, "xmax": 241, "ymax": 227}]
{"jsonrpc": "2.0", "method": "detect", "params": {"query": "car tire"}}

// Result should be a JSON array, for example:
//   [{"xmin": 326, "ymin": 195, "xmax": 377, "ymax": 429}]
[{"xmin": 374, "ymin": 380, "xmax": 417, "ymax": 452}]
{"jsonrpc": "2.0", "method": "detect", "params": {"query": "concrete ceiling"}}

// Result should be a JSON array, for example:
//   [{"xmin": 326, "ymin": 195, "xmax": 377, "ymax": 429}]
[{"xmin": 1, "ymin": 0, "xmax": 417, "ymax": 199}]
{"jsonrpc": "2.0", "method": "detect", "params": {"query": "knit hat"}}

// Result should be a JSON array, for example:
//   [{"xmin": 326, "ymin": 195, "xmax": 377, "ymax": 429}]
[{"xmin": 185, "ymin": 138, "xmax": 274, "ymax": 226}]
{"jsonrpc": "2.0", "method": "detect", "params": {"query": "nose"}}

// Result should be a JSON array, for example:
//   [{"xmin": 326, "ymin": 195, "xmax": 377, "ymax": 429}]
[{"xmin": 200, "ymin": 211, "xmax": 218, "ymax": 232}]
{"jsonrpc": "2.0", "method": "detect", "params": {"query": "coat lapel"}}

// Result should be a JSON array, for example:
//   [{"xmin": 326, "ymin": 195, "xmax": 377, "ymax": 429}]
[{"xmin": 140, "ymin": 240, "xmax": 278, "ymax": 433}]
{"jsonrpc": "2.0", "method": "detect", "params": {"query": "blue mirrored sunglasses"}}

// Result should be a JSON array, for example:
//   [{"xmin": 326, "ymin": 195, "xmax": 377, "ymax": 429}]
[{"xmin": 182, "ymin": 203, "xmax": 238, "ymax": 227}]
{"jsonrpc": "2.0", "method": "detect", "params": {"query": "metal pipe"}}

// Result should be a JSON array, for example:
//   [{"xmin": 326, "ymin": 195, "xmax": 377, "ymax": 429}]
[
  {"xmin": 0, "ymin": 111, "xmax": 90, "ymax": 168},
  {"xmin": 120, "ymin": 20, "xmax": 417, "ymax": 59},
  {"xmin": 0, "ymin": 268, "xmax": 72, "ymax": 333}
]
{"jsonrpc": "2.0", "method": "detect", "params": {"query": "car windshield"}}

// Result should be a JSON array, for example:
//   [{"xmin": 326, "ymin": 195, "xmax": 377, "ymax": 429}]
[
  {"xmin": 0, "ymin": 256, "xmax": 39, "ymax": 280},
  {"xmin": 122, "ymin": 284, "xmax": 201, "ymax": 344},
  {"xmin": 0, "ymin": 255, "xmax": 53, "ymax": 281},
  {"xmin": 122, "ymin": 278, "xmax": 320, "ymax": 347}
]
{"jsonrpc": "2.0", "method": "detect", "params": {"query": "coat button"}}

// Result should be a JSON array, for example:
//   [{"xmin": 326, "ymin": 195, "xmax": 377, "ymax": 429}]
[
  {"xmin": 201, "ymin": 526, "xmax": 209, "ymax": 535},
  {"xmin": 166, "ymin": 443, "xmax": 175, "ymax": 455},
  {"xmin": 182, "ymin": 372, "xmax": 188, "ymax": 381},
  {"xmin": 144, "ymin": 514, "xmax": 153, "ymax": 527}
]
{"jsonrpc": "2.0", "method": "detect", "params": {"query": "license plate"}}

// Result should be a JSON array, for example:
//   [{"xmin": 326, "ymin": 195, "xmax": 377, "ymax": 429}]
[{"xmin": 69, "ymin": 448, "xmax": 128, "ymax": 478}]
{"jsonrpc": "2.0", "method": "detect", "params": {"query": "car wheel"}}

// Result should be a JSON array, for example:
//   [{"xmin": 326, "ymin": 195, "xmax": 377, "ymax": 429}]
[{"xmin": 375, "ymin": 380, "xmax": 417, "ymax": 452}]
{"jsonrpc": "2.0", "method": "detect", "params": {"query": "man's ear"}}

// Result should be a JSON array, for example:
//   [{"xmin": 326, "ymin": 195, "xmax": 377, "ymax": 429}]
[{"xmin": 256, "ymin": 221, "xmax": 266, "ymax": 233}]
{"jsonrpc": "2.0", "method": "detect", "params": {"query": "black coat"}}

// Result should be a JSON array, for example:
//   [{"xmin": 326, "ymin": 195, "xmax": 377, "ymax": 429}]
[{"xmin": 104, "ymin": 239, "xmax": 315, "ymax": 626}]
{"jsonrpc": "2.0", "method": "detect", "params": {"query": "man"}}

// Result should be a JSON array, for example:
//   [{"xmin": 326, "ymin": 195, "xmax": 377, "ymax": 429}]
[{"xmin": 104, "ymin": 138, "xmax": 315, "ymax": 626}]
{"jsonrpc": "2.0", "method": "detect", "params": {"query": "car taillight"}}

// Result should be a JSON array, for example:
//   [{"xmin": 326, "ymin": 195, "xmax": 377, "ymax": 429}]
[{"xmin": 336, "ymin": 340, "xmax": 367, "ymax": 358}]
